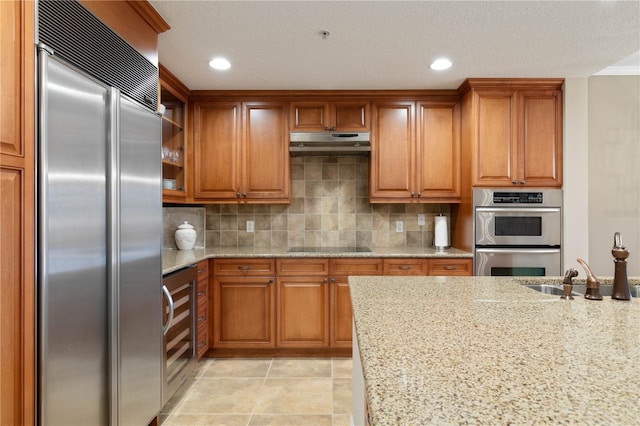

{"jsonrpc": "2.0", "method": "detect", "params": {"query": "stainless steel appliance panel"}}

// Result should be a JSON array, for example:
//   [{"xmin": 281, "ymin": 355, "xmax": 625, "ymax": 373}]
[
  {"xmin": 475, "ymin": 207, "xmax": 562, "ymax": 246},
  {"xmin": 475, "ymin": 248, "xmax": 561, "ymax": 276},
  {"xmin": 118, "ymin": 96, "xmax": 162, "ymax": 425},
  {"xmin": 39, "ymin": 53, "xmax": 110, "ymax": 425}
]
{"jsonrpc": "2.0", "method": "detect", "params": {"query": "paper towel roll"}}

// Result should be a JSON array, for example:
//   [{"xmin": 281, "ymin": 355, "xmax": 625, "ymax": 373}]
[{"xmin": 434, "ymin": 215, "xmax": 449, "ymax": 249}]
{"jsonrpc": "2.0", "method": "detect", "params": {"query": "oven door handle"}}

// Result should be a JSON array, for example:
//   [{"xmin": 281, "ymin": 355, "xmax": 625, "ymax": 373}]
[
  {"xmin": 162, "ymin": 284, "xmax": 175, "ymax": 335},
  {"xmin": 476, "ymin": 248, "xmax": 561, "ymax": 254},
  {"xmin": 475, "ymin": 207, "xmax": 560, "ymax": 214}
]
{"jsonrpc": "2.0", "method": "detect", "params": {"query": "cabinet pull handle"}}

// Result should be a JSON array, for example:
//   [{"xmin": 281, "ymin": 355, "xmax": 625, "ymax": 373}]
[
  {"xmin": 443, "ymin": 265, "xmax": 457, "ymax": 270},
  {"xmin": 398, "ymin": 265, "xmax": 412, "ymax": 270},
  {"xmin": 198, "ymin": 268, "xmax": 206, "ymax": 274},
  {"xmin": 197, "ymin": 291, "xmax": 206, "ymax": 296},
  {"xmin": 198, "ymin": 341, "xmax": 206, "ymax": 348},
  {"xmin": 238, "ymin": 265, "xmax": 252, "ymax": 271},
  {"xmin": 197, "ymin": 316, "xmax": 206, "ymax": 322}
]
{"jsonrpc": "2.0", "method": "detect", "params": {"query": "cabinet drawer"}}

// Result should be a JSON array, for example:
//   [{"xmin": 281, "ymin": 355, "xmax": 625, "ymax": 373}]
[
  {"xmin": 213, "ymin": 258, "xmax": 275, "ymax": 276},
  {"xmin": 196, "ymin": 326, "xmax": 208, "ymax": 359},
  {"xmin": 383, "ymin": 258, "xmax": 428, "ymax": 275},
  {"xmin": 277, "ymin": 258, "xmax": 329, "ymax": 276},
  {"xmin": 196, "ymin": 260, "xmax": 209, "ymax": 283},
  {"xmin": 329, "ymin": 258, "xmax": 383, "ymax": 276},
  {"xmin": 428, "ymin": 258, "xmax": 473, "ymax": 276}
]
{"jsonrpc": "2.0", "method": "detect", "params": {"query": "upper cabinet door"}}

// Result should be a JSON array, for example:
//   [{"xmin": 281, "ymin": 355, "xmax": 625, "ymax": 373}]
[
  {"xmin": 289, "ymin": 100, "xmax": 369, "ymax": 131},
  {"xmin": 243, "ymin": 102, "xmax": 290, "ymax": 202},
  {"xmin": 369, "ymin": 101, "xmax": 415, "ymax": 200},
  {"xmin": 192, "ymin": 101, "xmax": 242, "ymax": 200},
  {"xmin": 472, "ymin": 89, "xmax": 518, "ymax": 186},
  {"xmin": 415, "ymin": 101, "xmax": 460, "ymax": 199},
  {"xmin": 331, "ymin": 101, "xmax": 370, "ymax": 131},
  {"xmin": 518, "ymin": 90, "xmax": 563, "ymax": 187}
]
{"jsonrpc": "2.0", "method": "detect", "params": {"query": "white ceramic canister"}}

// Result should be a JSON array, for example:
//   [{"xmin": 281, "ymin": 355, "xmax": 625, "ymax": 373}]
[{"xmin": 175, "ymin": 221, "xmax": 196, "ymax": 250}]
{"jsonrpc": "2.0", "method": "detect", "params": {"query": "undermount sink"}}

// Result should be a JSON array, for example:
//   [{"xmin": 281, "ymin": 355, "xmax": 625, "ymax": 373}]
[{"xmin": 523, "ymin": 283, "xmax": 640, "ymax": 298}]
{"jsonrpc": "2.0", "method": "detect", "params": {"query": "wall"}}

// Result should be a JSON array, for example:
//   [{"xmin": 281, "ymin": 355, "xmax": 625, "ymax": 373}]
[
  {"xmin": 562, "ymin": 78, "xmax": 590, "ymax": 272},
  {"xmin": 164, "ymin": 156, "xmax": 450, "ymax": 250},
  {"xmin": 587, "ymin": 76, "xmax": 640, "ymax": 276}
]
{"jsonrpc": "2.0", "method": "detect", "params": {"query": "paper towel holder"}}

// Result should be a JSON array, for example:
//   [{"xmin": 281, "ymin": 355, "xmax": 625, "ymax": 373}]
[{"xmin": 434, "ymin": 213, "xmax": 449, "ymax": 250}]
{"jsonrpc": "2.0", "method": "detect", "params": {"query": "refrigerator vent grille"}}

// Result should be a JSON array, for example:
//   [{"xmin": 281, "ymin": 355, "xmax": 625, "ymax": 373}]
[{"xmin": 37, "ymin": 0, "xmax": 158, "ymax": 111}]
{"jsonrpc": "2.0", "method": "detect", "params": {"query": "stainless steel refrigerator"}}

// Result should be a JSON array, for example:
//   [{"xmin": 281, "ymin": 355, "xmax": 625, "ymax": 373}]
[{"xmin": 37, "ymin": 2, "xmax": 162, "ymax": 424}]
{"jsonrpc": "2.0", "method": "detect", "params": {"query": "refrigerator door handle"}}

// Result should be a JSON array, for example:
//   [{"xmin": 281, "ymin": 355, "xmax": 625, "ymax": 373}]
[{"xmin": 162, "ymin": 285, "xmax": 175, "ymax": 335}]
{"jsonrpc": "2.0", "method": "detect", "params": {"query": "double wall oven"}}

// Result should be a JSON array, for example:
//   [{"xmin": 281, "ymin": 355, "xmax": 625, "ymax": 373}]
[{"xmin": 473, "ymin": 189, "xmax": 562, "ymax": 276}]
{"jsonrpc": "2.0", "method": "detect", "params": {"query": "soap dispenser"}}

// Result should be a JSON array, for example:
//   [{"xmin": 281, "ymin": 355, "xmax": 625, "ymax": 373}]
[{"xmin": 611, "ymin": 232, "xmax": 631, "ymax": 300}]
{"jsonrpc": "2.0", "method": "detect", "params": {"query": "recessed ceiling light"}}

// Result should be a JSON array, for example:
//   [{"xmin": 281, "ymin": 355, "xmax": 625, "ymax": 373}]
[
  {"xmin": 209, "ymin": 57, "xmax": 231, "ymax": 71},
  {"xmin": 430, "ymin": 58, "xmax": 452, "ymax": 71}
]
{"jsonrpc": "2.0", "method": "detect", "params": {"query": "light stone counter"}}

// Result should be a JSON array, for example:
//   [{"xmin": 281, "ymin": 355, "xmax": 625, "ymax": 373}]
[
  {"xmin": 349, "ymin": 276, "xmax": 640, "ymax": 425},
  {"xmin": 162, "ymin": 247, "xmax": 472, "ymax": 275}
]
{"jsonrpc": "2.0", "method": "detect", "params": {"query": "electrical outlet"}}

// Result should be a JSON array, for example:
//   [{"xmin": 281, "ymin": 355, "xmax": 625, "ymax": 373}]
[
  {"xmin": 418, "ymin": 214, "xmax": 426, "ymax": 226},
  {"xmin": 395, "ymin": 221, "xmax": 404, "ymax": 233},
  {"xmin": 246, "ymin": 220, "xmax": 255, "ymax": 233}
]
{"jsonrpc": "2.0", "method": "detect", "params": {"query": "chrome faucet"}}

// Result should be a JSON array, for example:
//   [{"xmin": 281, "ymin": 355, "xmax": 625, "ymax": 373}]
[
  {"xmin": 611, "ymin": 232, "xmax": 632, "ymax": 300},
  {"xmin": 561, "ymin": 268, "xmax": 578, "ymax": 300},
  {"xmin": 576, "ymin": 258, "xmax": 603, "ymax": 300}
]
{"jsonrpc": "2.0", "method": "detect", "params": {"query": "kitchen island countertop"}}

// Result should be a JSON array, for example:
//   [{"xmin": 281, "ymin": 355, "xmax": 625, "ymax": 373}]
[
  {"xmin": 162, "ymin": 247, "xmax": 472, "ymax": 275},
  {"xmin": 349, "ymin": 275, "xmax": 640, "ymax": 425}
]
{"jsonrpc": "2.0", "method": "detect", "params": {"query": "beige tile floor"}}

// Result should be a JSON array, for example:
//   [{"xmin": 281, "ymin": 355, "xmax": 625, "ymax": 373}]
[{"xmin": 160, "ymin": 358, "xmax": 353, "ymax": 426}]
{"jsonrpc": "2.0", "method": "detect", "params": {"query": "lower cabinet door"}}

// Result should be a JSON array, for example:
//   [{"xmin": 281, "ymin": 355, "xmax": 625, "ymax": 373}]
[
  {"xmin": 213, "ymin": 277, "xmax": 276, "ymax": 348},
  {"xmin": 330, "ymin": 276, "xmax": 352, "ymax": 348},
  {"xmin": 277, "ymin": 277, "xmax": 329, "ymax": 347}
]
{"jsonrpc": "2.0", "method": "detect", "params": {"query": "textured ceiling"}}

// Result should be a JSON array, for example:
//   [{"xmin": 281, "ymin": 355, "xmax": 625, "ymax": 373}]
[{"xmin": 150, "ymin": 0, "xmax": 640, "ymax": 90}]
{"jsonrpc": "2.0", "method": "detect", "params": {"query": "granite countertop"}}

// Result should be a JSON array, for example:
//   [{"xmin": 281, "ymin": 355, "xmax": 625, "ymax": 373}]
[
  {"xmin": 162, "ymin": 247, "xmax": 473, "ymax": 275},
  {"xmin": 349, "ymin": 275, "xmax": 640, "ymax": 425}
]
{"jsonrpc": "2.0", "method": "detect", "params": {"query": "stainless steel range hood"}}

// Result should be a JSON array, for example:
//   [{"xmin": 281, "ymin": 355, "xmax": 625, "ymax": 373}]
[{"xmin": 289, "ymin": 132, "xmax": 370, "ymax": 156}]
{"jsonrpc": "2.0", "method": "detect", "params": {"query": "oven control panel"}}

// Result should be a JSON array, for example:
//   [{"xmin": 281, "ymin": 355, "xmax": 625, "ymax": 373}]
[{"xmin": 493, "ymin": 192, "xmax": 543, "ymax": 204}]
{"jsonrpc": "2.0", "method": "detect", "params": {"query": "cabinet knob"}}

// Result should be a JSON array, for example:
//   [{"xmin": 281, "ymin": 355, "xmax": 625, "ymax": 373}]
[
  {"xmin": 330, "ymin": 278, "xmax": 336, "ymax": 283},
  {"xmin": 197, "ymin": 291, "xmax": 206, "ymax": 296},
  {"xmin": 323, "ymin": 278, "xmax": 328, "ymax": 283},
  {"xmin": 417, "ymin": 192, "xmax": 422, "ymax": 197},
  {"xmin": 269, "ymin": 279, "xmax": 274, "ymax": 284},
  {"xmin": 242, "ymin": 192, "xmax": 247, "ymax": 198},
  {"xmin": 410, "ymin": 192, "xmax": 415, "ymax": 198},
  {"xmin": 198, "ymin": 268, "xmax": 206, "ymax": 274},
  {"xmin": 512, "ymin": 180, "xmax": 517, "ymax": 185},
  {"xmin": 236, "ymin": 192, "xmax": 241, "ymax": 198},
  {"xmin": 520, "ymin": 180, "xmax": 525, "ymax": 185},
  {"xmin": 197, "ymin": 316, "xmax": 206, "ymax": 322}
]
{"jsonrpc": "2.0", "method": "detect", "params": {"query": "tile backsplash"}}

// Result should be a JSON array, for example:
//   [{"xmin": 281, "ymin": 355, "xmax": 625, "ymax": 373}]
[{"xmin": 163, "ymin": 156, "xmax": 450, "ymax": 250}]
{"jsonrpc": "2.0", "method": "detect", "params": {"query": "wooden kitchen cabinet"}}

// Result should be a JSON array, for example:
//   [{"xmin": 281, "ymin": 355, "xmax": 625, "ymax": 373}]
[
  {"xmin": 467, "ymin": 81, "xmax": 563, "ymax": 187},
  {"xmin": 0, "ymin": 1, "xmax": 35, "ymax": 424},
  {"xmin": 193, "ymin": 100, "xmax": 290, "ymax": 203},
  {"xmin": 277, "ymin": 276, "xmax": 330, "ymax": 348},
  {"xmin": 428, "ymin": 258, "xmax": 472, "ymax": 276},
  {"xmin": 195, "ymin": 260, "xmax": 209, "ymax": 359},
  {"xmin": 370, "ymin": 100, "xmax": 461, "ymax": 202},
  {"xmin": 276, "ymin": 259, "xmax": 330, "ymax": 347},
  {"xmin": 212, "ymin": 276, "xmax": 276, "ymax": 348},
  {"xmin": 160, "ymin": 64, "xmax": 189, "ymax": 202},
  {"xmin": 290, "ymin": 100, "xmax": 370, "ymax": 132},
  {"xmin": 329, "ymin": 258, "xmax": 383, "ymax": 348},
  {"xmin": 211, "ymin": 259, "xmax": 276, "ymax": 348}
]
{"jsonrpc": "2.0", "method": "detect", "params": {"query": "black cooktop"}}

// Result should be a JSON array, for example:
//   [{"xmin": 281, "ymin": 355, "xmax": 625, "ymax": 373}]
[{"xmin": 287, "ymin": 247, "xmax": 372, "ymax": 253}]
